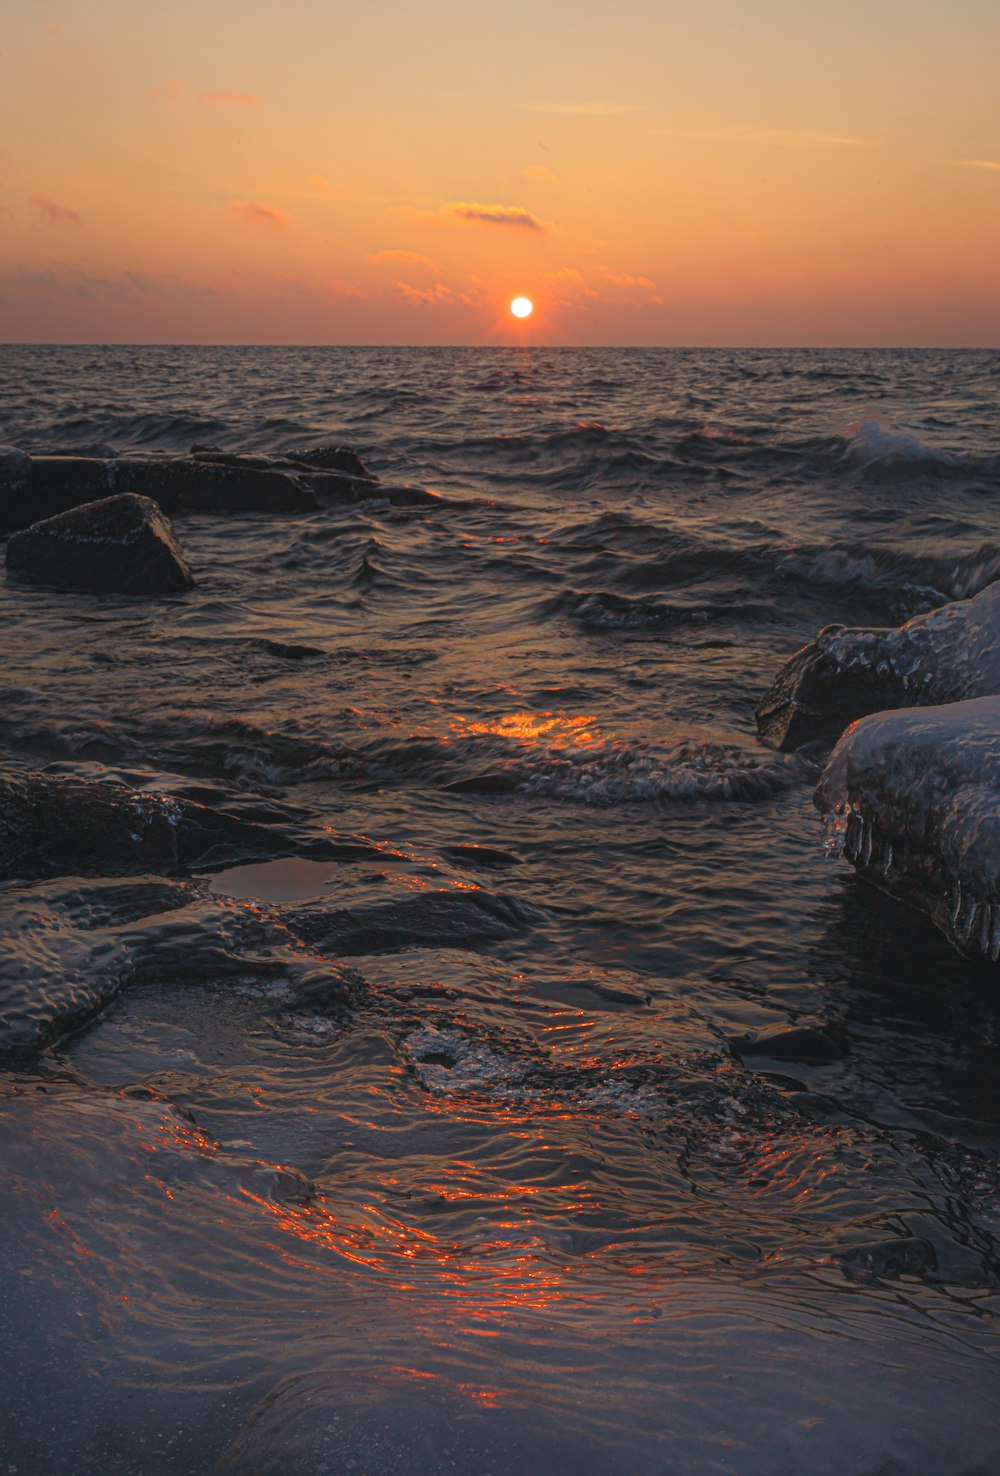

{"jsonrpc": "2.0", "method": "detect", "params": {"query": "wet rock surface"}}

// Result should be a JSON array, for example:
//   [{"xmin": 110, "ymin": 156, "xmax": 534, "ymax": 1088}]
[
  {"xmin": 0, "ymin": 769, "xmax": 333, "ymax": 881},
  {"xmin": 5, "ymin": 493, "xmax": 195, "ymax": 595}
]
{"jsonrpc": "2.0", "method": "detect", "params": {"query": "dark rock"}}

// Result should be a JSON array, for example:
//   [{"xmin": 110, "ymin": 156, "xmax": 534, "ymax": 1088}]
[
  {"xmin": 283, "ymin": 443, "xmax": 374, "ymax": 478},
  {"xmin": 729, "ymin": 1024, "xmax": 847, "ymax": 1064},
  {"xmin": 111, "ymin": 457, "xmax": 318, "ymax": 515},
  {"xmin": 26, "ymin": 442, "xmax": 119, "ymax": 459},
  {"xmin": 756, "ymin": 624, "xmax": 899, "ymax": 752},
  {"xmin": 440, "ymin": 843, "xmax": 521, "ymax": 868},
  {"xmin": 1, "ymin": 452, "xmax": 317, "ymax": 534},
  {"xmin": 0, "ymin": 770, "xmax": 312, "ymax": 881},
  {"xmin": 839, "ymin": 1236, "xmax": 938, "ymax": 1280},
  {"xmin": 0, "ymin": 454, "xmax": 112, "ymax": 534},
  {"xmin": 6, "ymin": 493, "xmax": 194, "ymax": 595},
  {"xmin": 442, "ymin": 772, "xmax": 520, "ymax": 795}
]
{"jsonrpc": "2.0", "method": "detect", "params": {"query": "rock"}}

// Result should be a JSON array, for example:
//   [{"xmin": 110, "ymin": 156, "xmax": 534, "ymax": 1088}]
[
  {"xmin": 0, "ymin": 452, "xmax": 318, "ymax": 534},
  {"xmin": 6, "ymin": 493, "xmax": 194, "ymax": 595},
  {"xmin": 756, "ymin": 624, "xmax": 901, "ymax": 751},
  {"xmin": 0, "ymin": 769, "xmax": 322, "ymax": 882},
  {"xmin": 729, "ymin": 1025, "xmax": 847, "ymax": 1064},
  {"xmin": 758, "ymin": 583, "xmax": 1000, "ymax": 752},
  {"xmin": 0, "ymin": 453, "xmax": 112, "ymax": 534},
  {"xmin": 839, "ymin": 1236, "xmax": 938, "ymax": 1280},
  {"xmin": 441, "ymin": 772, "xmax": 520, "ymax": 795},
  {"xmin": 815, "ymin": 694, "xmax": 1000, "ymax": 960},
  {"xmin": 283, "ymin": 443, "xmax": 374, "ymax": 478},
  {"xmin": 110, "ymin": 457, "xmax": 319, "ymax": 515}
]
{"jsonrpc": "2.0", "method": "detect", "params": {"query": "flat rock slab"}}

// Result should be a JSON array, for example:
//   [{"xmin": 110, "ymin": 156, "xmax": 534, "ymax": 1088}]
[{"xmin": 5, "ymin": 492, "xmax": 195, "ymax": 595}]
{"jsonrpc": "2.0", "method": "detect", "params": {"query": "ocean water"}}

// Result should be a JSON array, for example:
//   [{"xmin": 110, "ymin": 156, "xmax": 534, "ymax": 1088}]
[{"xmin": 1, "ymin": 345, "xmax": 999, "ymax": 1475}]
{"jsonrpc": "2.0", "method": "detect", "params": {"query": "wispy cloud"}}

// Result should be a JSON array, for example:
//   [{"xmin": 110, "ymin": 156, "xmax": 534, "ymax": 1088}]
[
  {"xmin": 303, "ymin": 173, "xmax": 337, "ymax": 196},
  {"xmin": 603, "ymin": 268, "xmax": 658, "ymax": 291},
  {"xmin": 228, "ymin": 200, "xmax": 288, "ymax": 226},
  {"xmin": 655, "ymin": 126, "xmax": 868, "ymax": 147},
  {"xmin": 528, "ymin": 101, "xmax": 629, "ymax": 117},
  {"xmin": 445, "ymin": 201, "xmax": 545, "ymax": 229},
  {"xmin": 0, "ymin": 203, "xmax": 14, "ymax": 225},
  {"xmin": 199, "ymin": 89, "xmax": 256, "ymax": 106},
  {"xmin": 369, "ymin": 248, "xmax": 438, "ymax": 269},
  {"xmin": 32, "ymin": 195, "xmax": 82, "ymax": 227},
  {"xmin": 396, "ymin": 200, "xmax": 551, "ymax": 232},
  {"xmin": 1, "ymin": 263, "xmax": 217, "ymax": 300},
  {"xmin": 957, "ymin": 158, "xmax": 1000, "ymax": 173},
  {"xmin": 523, "ymin": 166, "xmax": 560, "ymax": 187},
  {"xmin": 396, "ymin": 280, "xmax": 481, "ymax": 307},
  {"xmin": 149, "ymin": 79, "xmax": 258, "ymax": 106}
]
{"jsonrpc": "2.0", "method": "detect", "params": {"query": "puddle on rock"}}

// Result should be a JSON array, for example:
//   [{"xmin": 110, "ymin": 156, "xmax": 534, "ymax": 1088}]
[{"xmin": 207, "ymin": 857, "xmax": 339, "ymax": 903}]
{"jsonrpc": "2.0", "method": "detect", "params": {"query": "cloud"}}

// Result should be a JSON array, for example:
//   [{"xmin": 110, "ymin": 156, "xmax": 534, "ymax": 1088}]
[
  {"xmin": 0, "ymin": 204, "xmax": 14, "ymax": 225},
  {"xmin": 227, "ymin": 200, "xmax": 288, "ymax": 226},
  {"xmin": 32, "ymin": 196, "xmax": 82, "ymax": 227},
  {"xmin": 395, "ymin": 200, "xmax": 551, "ymax": 232},
  {"xmin": 148, "ymin": 79, "xmax": 258, "ymax": 106},
  {"xmin": 546, "ymin": 266, "xmax": 584, "ymax": 284},
  {"xmin": 528, "ymin": 101, "xmax": 629, "ymax": 117},
  {"xmin": 397, "ymin": 281, "xmax": 455, "ymax": 305},
  {"xmin": 396, "ymin": 280, "xmax": 481, "ymax": 307},
  {"xmin": 441, "ymin": 201, "xmax": 549, "ymax": 231},
  {"xmin": 369, "ymin": 249, "xmax": 438, "ymax": 269},
  {"xmin": 957, "ymin": 158, "xmax": 1000, "ymax": 173},
  {"xmin": 523, "ymin": 166, "xmax": 560, "ymax": 188},
  {"xmin": 304, "ymin": 174, "xmax": 338, "ymax": 196},
  {"xmin": 655, "ymin": 126, "xmax": 868, "ymax": 147},
  {"xmin": 0, "ymin": 263, "xmax": 217, "ymax": 301},
  {"xmin": 603, "ymin": 268, "xmax": 657, "ymax": 291},
  {"xmin": 198, "ymin": 90, "xmax": 257, "ymax": 106}
]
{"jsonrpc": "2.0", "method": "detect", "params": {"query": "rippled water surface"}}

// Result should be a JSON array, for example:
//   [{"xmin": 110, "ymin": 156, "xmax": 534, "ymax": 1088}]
[{"xmin": 2, "ymin": 347, "xmax": 999, "ymax": 1475}]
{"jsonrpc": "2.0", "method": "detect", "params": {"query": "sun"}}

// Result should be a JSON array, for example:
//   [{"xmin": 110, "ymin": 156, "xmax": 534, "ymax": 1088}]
[{"xmin": 510, "ymin": 296, "xmax": 534, "ymax": 319}]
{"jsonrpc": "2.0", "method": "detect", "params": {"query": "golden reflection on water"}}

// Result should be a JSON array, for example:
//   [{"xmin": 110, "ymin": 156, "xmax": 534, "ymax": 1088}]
[{"xmin": 449, "ymin": 711, "xmax": 602, "ymax": 749}]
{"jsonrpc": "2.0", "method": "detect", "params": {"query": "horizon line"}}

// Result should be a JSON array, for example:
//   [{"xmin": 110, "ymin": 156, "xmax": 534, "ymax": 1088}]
[{"xmin": 0, "ymin": 341, "xmax": 996, "ymax": 352}]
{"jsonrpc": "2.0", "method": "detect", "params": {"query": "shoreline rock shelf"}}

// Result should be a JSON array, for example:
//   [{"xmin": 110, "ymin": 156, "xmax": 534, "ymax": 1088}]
[{"xmin": 0, "ymin": 443, "xmax": 443, "ymax": 534}]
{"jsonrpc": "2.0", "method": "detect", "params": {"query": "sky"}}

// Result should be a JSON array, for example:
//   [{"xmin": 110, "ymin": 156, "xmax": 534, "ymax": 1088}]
[{"xmin": 1, "ymin": 0, "xmax": 998, "ymax": 345}]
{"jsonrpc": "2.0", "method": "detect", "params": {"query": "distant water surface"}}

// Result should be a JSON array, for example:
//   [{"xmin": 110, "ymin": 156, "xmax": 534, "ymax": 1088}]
[{"xmin": 1, "ymin": 346, "xmax": 999, "ymax": 1475}]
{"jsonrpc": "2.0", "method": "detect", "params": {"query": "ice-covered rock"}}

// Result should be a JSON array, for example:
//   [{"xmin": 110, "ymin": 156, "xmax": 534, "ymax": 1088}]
[
  {"xmin": 758, "ymin": 581, "xmax": 1000, "ymax": 751},
  {"xmin": 815, "ymin": 696, "xmax": 1000, "ymax": 959}
]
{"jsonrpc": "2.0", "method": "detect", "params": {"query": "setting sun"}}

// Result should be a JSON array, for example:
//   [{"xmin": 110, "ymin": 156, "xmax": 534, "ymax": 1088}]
[{"xmin": 510, "ymin": 297, "xmax": 534, "ymax": 319}]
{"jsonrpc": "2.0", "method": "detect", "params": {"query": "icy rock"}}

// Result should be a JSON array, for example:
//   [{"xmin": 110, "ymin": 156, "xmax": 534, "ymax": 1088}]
[
  {"xmin": 758, "ymin": 582, "xmax": 1000, "ymax": 751},
  {"xmin": 5, "ymin": 493, "xmax": 194, "ymax": 595},
  {"xmin": 815, "ymin": 695, "xmax": 1000, "ymax": 957}
]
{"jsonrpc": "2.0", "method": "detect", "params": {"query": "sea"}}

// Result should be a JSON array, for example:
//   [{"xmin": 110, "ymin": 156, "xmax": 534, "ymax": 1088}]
[{"xmin": 1, "ymin": 345, "xmax": 999, "ymax": 1475}]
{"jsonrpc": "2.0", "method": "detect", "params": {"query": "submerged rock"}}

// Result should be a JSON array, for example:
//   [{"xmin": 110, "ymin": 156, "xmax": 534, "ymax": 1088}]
[
  {"xmin": 815, "ymin": 695, "xmax": 1000, "ymax": 960},
  {"xmin": 757, "ymin": 581, "xmax": 1000, "ymax": 752},
  {"xmin": 5, "ymin": 493, "xmax": 194, "ymax": 595}
]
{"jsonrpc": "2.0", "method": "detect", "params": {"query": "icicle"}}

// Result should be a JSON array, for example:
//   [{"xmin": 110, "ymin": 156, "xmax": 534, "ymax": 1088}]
[
  {"xmin": 950, "ymin": 882, "xmax": 963, "ymax": 929},
  {"xmin": 880, "ymin": 840, "xmax": 893, "ymax": 877},
  {"xmin": 980, "ymin": 905, "xmax": 992, "ymax": 955},
  {"xmin": 845, "ymin": 812, "xmax": 861, "ymax": 861},
  {"xmin": 990, "ymin": 908, "xmax": 1000, "ymax": 964},
  {"xmin": 861, "ymin": 818, "xmax": 874, "ymax": 868}
]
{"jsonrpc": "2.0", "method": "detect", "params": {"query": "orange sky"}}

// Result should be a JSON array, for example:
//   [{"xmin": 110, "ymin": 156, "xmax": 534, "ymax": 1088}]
[{"xmin": 1, "ymin": 0, "xmax": 999, "ymax": 345}]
